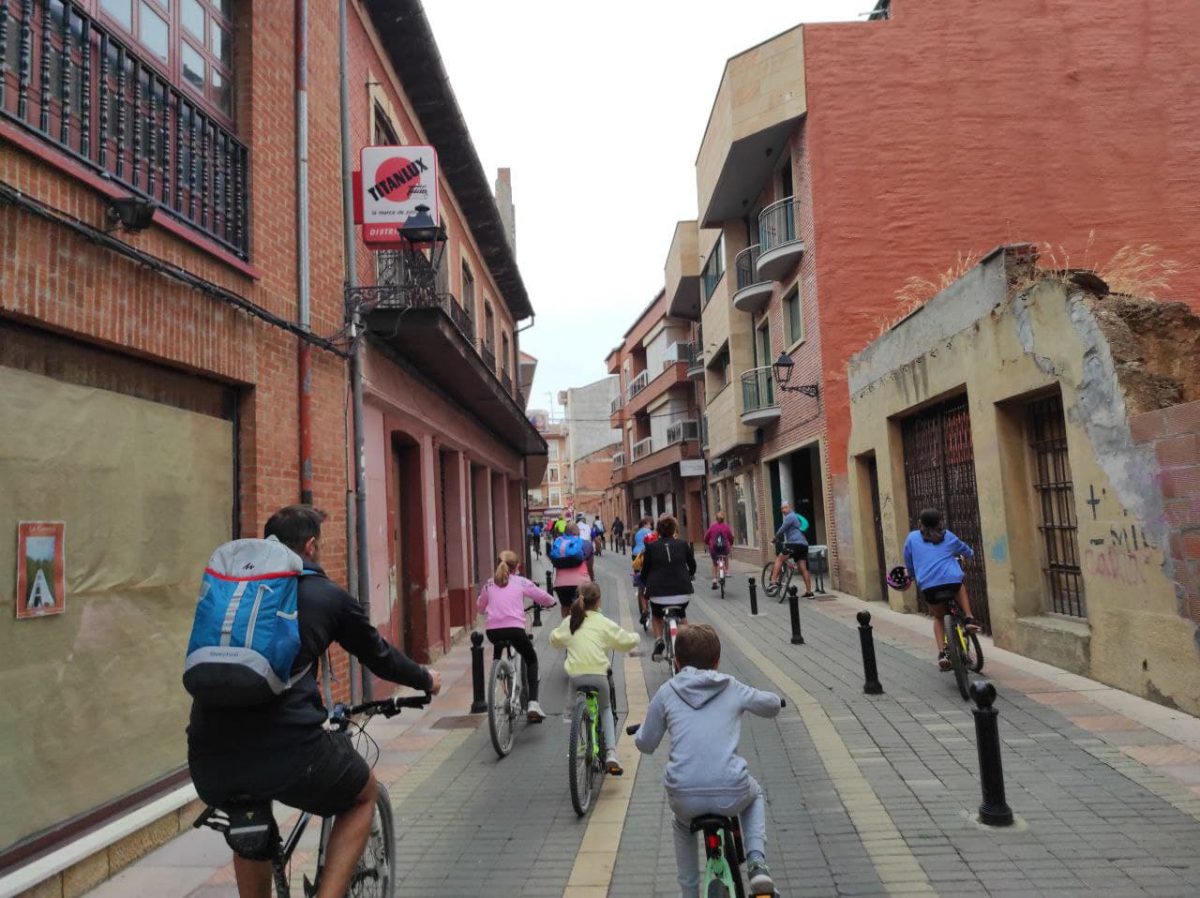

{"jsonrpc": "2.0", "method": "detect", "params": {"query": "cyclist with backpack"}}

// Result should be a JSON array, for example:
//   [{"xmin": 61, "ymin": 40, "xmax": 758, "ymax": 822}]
[
  {"xmin": 769, "ymin": 500, "xmax": 814, "ymax": 597},
  {"xmin": 630, "ymin": 515, "xmax": 655, "ymax": 627},
  {"xmin": 641, "ymin": 515, "xmax": 697, "ymax": 661},
  {"xmin": 186, "ymin": 505, "xmax": 442, "ymax": 898},
  {"xmin": 550, "ymin": 522, "xmax": 595, "ymax": 618},
  {"xmin": 703, "ymin": 511, "xmax": 734, "ymax": 590}
]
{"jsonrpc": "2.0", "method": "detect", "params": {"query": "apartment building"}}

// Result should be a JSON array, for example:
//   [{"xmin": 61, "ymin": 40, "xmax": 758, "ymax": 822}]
[
  {"xmin": 608, "ymin": 289, "xmax": 707, "ymax": 541},
  {"xmin": 681, "ymin": 0, "xmax": 1198, "ymax": 588},
  {"xmin": 560, "ymin": 377, "xmax": 621, "ymax": 517},
  {"xmin": 527, "ymin": 409, "xmax": 569, "ymax": 516},
  {"xmin": 0, "ymin": 0, "xmax": 542, "ymax": 889}
]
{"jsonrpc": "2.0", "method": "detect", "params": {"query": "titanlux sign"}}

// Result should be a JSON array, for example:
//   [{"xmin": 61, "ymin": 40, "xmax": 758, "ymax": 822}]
[{"xmin": 360, "ymin": 145, "xmax": 439, "ymax": 248}]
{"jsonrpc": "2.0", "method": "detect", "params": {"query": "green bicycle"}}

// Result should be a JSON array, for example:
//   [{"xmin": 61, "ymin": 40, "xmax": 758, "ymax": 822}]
[{"xmin": 568, "ymin": 667, "xmax": 619, "ymax": 816}]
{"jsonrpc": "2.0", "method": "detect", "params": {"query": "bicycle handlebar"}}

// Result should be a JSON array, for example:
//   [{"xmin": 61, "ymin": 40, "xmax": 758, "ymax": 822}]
[{"xmin": 335, "ymin": 692, "xmax": 432, "ymax": 723}]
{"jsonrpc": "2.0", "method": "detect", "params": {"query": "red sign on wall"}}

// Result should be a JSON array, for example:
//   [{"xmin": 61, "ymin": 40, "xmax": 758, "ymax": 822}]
[{"xmin": 358, "ymin": 145, "xmax": 439, "ymax": 249}]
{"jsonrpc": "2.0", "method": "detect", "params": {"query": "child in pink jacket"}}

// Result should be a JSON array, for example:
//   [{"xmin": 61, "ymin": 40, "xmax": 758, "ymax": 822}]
[{"xmin": 477, "ymin": 550, "xmax": 557, "ymax": 721}]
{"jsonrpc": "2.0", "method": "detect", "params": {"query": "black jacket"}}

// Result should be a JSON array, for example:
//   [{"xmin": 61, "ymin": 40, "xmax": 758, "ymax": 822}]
[
  {"xmin": 188, "ymin": 562, "xmax": 431, "ymax": 754},
  {"xmin": 640, "ymin": 538, "xmax": 696, "ymax": 598}
]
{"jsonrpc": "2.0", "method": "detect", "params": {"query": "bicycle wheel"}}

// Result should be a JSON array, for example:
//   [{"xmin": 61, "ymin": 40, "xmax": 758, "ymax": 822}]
[
  {"xmin": 964, "ymin": 630, "xmax": 984, "ymax": 673},
  {"xmin": 488, "ymin": 659, "xmax": 515, "ymax": 758},
  {"xmin": 777, "ymin": 568, "xmax": 793, "ymax": 604},
  {"xmin": 945, "ymin": 616, "xmax": 970, "ymax": 701},
  {"xmin": 760, "ymin": 563, "xmax": 780, "ymax": 598},
  {"xmin": 569, "ymin": 696, "xmax": 595, "ymax": 816},
  {"xmin": 725, "ymin": 826, "xmax": 747, "ymax": 898},
  {"xmin": 347, "ymin": 783, "xmax": 396, "ymax": 898}
]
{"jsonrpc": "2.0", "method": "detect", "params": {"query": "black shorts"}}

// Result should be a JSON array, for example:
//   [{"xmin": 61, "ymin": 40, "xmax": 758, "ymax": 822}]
[
  {"xmin": 785, "ymin": 543, "xmax": 808, "ymax": 563},
  {"xmin": 189, "ymin": 730, "xmax": 370, "ymax": 819},
  {"xmin": 554, "ymin": 585, "xmax": 579, "ymax": 607},
  {"xmin": 650, "ymin": 601, "xmax": 689, "ymax": 620},
  {"xmin": 922, "ymin": 584, "xmax": 961, "ymax": 607}
]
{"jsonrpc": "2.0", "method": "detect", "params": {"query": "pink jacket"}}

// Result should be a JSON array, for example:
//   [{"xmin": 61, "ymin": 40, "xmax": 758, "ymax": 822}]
[{"xmin": 477, "ymin": 575, "xmax": 556, "ymax": 631}]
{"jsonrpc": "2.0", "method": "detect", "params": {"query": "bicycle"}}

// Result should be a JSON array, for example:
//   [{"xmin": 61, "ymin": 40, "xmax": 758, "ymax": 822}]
[
  {"xmin": 655, "ymin": 605, "xmax": 686, "ymax": 676},
  {"xmin": 487, "ymin": 624, "xmax": 537, "ymax": 758},
  {"xmin": 715, "ymin": 553, "xmax": 729, "ymax": 600},
  {"xmin": 194, "ymin": 692, "xmax": 431, "ymax": 898},
  {"xmin": 942, "ymin": 594, "xmax": 984, "ymax": 701},
  {"xmin": 568, "ymin": 667, "xmax": 620, "ymax": 816},
  {"xmin": 625, "ymin": 720, "xmax": 783, "ymax": 898},
  {"xmin": 760, "ymin": 555, "xmax": 796, "ymax": 602}
]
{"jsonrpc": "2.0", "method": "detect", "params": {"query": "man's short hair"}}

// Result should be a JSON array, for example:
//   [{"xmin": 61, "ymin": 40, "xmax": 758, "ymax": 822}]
[
  {"xmin": 675, "ymin": 624, "xmax": 721, "ymax": 670},
  {"xmin": 264, "ymin": 505, "xmax": 327, "ymax": 554}
]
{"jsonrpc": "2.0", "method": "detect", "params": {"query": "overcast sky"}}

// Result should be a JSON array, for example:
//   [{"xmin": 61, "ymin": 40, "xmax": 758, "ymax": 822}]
[{"xmin": 424, "ymin": 1, "xmax": 869, "ymax": 417}]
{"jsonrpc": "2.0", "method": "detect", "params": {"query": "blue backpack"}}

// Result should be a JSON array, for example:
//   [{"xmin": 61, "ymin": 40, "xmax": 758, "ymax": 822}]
[
  {"xmin": 183, "ymin": 537, "xmax": 310, "ymax": 707},
  {"xmin": 550, "ymin": 535, "xmax": 586, "ymax": 569}
]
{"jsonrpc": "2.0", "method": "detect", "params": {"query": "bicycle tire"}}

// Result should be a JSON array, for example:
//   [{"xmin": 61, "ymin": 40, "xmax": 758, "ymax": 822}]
[
  {"xmin": 488, "ymin": 658, "xmax": 515, "ymax": 758},
  {"xmin": 346, "ymin": 784, "xmax": 396, "ymax": 898},
  {"xmin": 725, "ymin": 826, "xmax": 747, "ymax": 898},
  {"xmin": 273, "ymin": 859, "xmax": 291, "ymax": 898},
  {"xmin": 965, "ymin": 630, "xmax": 984, "ymax": 673},
  {"xmin": 777, "ymin": 568, "xmax": 793, "ymax": 604},
  {"xmin": 945, "ymin": 615, "xmax": 970, "ymax": 701},
  {"xmin": 569, "ymin": 696, "xmax": 594, "ymax": 816},
  {"xmin": 760, "ymin": 563, "xmax": 780, "ymax": 598}
]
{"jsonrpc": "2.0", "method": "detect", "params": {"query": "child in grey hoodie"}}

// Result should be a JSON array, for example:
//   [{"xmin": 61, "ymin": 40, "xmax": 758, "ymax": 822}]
[{"xmin": 634, "ymin": 623, "xmax": 782, "ymax": 896}]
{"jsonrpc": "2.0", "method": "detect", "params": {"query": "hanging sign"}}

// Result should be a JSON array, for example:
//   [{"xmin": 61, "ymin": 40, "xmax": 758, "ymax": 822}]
[
  {"xmin": 359, "ymin": 145, "xmax": 439, "ymax": 248},
  {"xmin": 680, "ymin": 460, "xmax": 707, "ymax": 478},
  {"xmin": 15, "ymin": 522, "xmax": 66, "ymax": 619}
]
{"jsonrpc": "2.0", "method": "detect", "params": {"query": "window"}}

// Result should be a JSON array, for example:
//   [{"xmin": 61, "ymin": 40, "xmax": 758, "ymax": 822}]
[
  {"xmin": 461, "ymin": 263, "xmax": 475, "ymax": 313},
  {"xmin": 784, "ymin": 287, "xmax": 803, "ymax": 345},
  {"xmin": 1028, "ymin": 394, "xmax": 1085, "ymax": 617},
  {"xmin": 734, "ymin": 471, "xmax": 757, "ymax": 548},
  {"xmin": 549, "ymin": 490, "xmax": 561, "ymax": 506},
  {"xmin": 374, "ymin": 104, "xmax": 400, "ymax": 146},
  {"xmin": 701, "ymin": 234, "xmax": 725, "ymax": 305},
  {"xmin": 99, "ymin": 0, "xmax": 235, "ymax": 118},
  {"xmin": 548, "ymin": 442, "xmax": 559, "ymax": 460},
  {"xmin": 710, "ymin": 347, "xmax": 731, "ymax": 392},
  {"xmin": 484, "ymin": 302, "xmax": 496, "ymax": 350},
  {"xmin": 547, "ymin": 465, "xmax": 559, "ymax": 483}
]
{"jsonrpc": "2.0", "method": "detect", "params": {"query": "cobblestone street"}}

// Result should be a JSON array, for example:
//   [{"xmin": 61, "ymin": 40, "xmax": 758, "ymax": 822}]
[{"xmin": 88, "ymin": 552, "xmax": 1200, "ymax": 897}]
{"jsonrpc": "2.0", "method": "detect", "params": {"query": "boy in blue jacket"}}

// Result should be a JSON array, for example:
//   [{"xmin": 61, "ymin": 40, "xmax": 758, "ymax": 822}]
[
  {"xmin": 904, "ymin": 508, "xmax": 981, "ymax": 669},
  {"xmin": 635, "ymin": 624, "xmax": 782, "ymax": 896}
]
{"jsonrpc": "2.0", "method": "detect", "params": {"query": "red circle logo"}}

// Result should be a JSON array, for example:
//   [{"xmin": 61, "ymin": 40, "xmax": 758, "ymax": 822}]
[{"xmin": 373, "ymin": 156, "xmax": 421, "ymax": 205}]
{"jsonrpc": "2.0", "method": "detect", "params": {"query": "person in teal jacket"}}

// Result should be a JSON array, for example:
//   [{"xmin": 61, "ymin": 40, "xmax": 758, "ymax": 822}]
[{"xmin": 769, "ymin": 501, "xmax": 813, "ymax": 596}]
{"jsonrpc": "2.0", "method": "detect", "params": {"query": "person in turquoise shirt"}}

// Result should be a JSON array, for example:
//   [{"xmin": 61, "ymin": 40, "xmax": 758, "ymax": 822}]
[{"xmin": 769, "ymin": 501, "xmax": 814, "ymax": 596}]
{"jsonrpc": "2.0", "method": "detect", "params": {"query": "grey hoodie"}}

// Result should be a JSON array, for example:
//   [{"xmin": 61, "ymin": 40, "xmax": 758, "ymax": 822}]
[{"xmin": 634, "ymin": 666, "xmax": 782, "ymax": 797}]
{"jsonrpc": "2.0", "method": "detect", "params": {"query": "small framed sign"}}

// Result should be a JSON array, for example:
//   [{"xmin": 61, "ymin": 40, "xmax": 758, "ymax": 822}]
[
  {"xmin": 15, "ymin": 521, "xmax": 66, "ymax": 619},
  {"xmin": 360, "ymin": 145, "xmax": 439, "ymax": 248}
]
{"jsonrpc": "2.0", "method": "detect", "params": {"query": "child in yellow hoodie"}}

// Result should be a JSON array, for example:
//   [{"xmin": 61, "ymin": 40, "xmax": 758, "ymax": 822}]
[{"xmin": 549, "ymin": 582, "xmax": 639, "ymax": 774}]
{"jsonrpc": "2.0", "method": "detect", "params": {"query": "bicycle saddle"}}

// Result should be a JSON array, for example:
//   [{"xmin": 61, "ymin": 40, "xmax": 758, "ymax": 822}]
[
  {"xmin": 689, "ymin": 814, "xmax": 734, "ymax": 833},
  {"xmin": 662, "ymin": 606, "xmax": 686, "ymax": 616}
]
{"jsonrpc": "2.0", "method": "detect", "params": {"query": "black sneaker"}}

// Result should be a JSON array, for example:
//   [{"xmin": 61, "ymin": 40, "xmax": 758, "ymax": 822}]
[
  {"xmin": 652, "ymin": 640, "xmax": 665, "ymax": 662},
  {"xmin": 802, "ymin": 591, "xmax": 815, "ymax": 599},
  {"xmin": 747, "ymin": 858, "xmax": 775, "ymax": 894}
]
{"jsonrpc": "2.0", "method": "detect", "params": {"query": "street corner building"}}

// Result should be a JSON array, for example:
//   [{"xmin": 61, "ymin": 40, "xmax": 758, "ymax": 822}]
[
  {"xmin": 0, "ymin": 0, "xmax": 542, "ymax": 892},
  {"xmin": 845, "ymin": 245, "xmax": 1200, "ymax": 716}
]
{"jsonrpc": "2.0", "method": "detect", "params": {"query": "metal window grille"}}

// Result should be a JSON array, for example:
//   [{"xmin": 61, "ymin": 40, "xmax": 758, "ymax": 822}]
[{"xmin": 1028, "ymin": 395, "xmax": 1085, "ymax": 617}]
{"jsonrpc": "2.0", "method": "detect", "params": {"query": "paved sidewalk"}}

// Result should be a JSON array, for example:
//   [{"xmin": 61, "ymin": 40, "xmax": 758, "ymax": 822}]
[{"xmin": 84, "ymin": 553, "xmax": 1200, "ymax": 897}]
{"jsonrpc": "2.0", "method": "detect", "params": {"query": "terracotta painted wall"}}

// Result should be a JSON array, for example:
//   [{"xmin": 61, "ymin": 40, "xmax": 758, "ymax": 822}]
[{"xmin": 804, "ymin": 0, "xmax": 1200, "ymax": 485}]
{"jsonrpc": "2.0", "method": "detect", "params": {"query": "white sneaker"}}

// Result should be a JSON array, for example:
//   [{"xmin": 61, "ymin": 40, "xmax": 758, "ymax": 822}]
[
  {"xmin": 605, "ymin": 749, "xmax": 624, "ymax": 775},
  {"xmin": 526, "ymin": 700, "xmax": 546, "ymax": 722}
]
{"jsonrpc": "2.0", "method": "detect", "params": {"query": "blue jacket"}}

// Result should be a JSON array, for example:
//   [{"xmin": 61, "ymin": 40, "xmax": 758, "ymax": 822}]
[
  {"xmin": 904, "ymin": 529, "xmax": 974, "ymax": 590},
  {"xmin": 776, "ymin": 512, "xmax": 809, "ymax": 546},
  {"xmin": 632, "ymin": 526, "xmax": 653, "ymax": 557}
]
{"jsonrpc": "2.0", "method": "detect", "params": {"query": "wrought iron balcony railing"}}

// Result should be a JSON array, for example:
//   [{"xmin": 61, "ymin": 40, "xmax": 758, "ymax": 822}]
[
  {"xmin": 500, "ymin": 370, "xmax": 512, "ymax": 395},
  {"xmin": 0, "ymin": 1, "xmax": 250, "ymax": 257},
  {"xmin": 631, "ymin": 437, "xmax": 653, "ymax": 461},
  {"xmin": 759, "ymin": 198, "xmax": 798, "ymax": 255},
  {"xmin": 665, "ymin": 419, "xmax": 700, "ymax": 445},
  {"xmin": 610, "ymin": 394, "xmax": 623, "ymax": 416},
  {"xmin": 682, "ymin": 341, "xmax": 704, "ymax": 370},
  {"xmin": 735, "ymin": 245, "xmax": 767, "ymax": 290},
  {"xmin": 741, "ymin": 366, "xmax": 777, "ymax": 413},
  {"xmin": 479, "ymin": 339, "xmax": 497, "ymax": 373},
  {"xmin": 612, "ymin": 450, "xmax": 625, "ymax": 469},
  {"xmin": 352, "ymin": 284, "xmax": 474, "ymax": 343}
]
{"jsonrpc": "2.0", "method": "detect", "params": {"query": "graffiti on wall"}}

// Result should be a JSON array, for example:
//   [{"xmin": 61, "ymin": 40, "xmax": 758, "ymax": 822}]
[{"xmin": 1082, "ymin": 487, "xmax": 1157, "ymax": 588}]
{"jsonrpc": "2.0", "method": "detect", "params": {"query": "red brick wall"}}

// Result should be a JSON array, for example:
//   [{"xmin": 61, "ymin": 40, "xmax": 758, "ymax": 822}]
[
  {"xmin": 1131, "ymin": 401, "xmax": 1200, "ymax": 624},
  {"xmin": 803, "ymin": 0, "xmax": 1200, "ymax": 485}
]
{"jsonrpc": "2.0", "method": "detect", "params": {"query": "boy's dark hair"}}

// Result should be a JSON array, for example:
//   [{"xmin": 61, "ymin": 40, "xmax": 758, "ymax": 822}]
[
  {"xmin": 264, "ymin": 505, "xmax": 327, "ymax": 554},
  {"xmin": 675, "ymin": 623, "xmax": 721, "ymax": 670},
  {"xmin": 656, "ymin": 514, "xmax": 679, "ymax": 539},
  {"xmin": 918, "ymin": 508, "xmax": 945, "ymax": 544}
]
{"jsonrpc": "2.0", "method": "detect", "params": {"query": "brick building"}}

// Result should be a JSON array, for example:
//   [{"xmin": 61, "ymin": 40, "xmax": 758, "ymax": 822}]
[
  {"xmin": 0, "ymin": 0, "xmax": 541, "ymax": 890},
  {"xmin": 670, "ymin": 0, "xmax": 1200, "ymax": 584}
]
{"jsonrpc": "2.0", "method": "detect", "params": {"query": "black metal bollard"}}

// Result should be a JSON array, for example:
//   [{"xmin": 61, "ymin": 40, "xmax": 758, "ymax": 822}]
[
  {"xmin": 748, "ymin": 577, "xmax": 759, "ymax": 616},
  {"xmin": 532, "ymin": 603, "xmax": 542, "ymax": 627},
  {"xmin": 856, "ymin": 611, "xmax": 884, "ymax": 695},
  {"xmin": 469, "ymin": 631, "xmax": 487, "ymax": 714},
  {"xmin": 545, "ymin": 570, "xmax": 554, "ymax": 594},
  {"xmin": 787, "ymin": 586, "xmax": 804, "ymax": 644},
  {"xmin": 971, "ymin": 681, "xmax": 1014, "ymax": 826}
]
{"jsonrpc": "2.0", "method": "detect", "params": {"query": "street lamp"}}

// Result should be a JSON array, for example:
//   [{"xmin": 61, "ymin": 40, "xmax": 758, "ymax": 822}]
[
  {"xmin": 772, "ymin": 352, "xmax": 820, "ymax": 398},
  {"xmin": 397, "ymin": 205, "xmax": 448, "ymax": 280}
]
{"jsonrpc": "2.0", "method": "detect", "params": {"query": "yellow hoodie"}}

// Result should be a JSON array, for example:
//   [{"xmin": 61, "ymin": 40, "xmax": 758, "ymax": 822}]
[{"xmin": 549, "ymin": 610, "xmax": 639, "ymax": 677}]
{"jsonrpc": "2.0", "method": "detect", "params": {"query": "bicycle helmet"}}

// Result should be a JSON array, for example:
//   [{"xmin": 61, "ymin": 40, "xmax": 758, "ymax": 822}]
[{"xmin": 886, "ymin": 566, "xmax": 913, "ymax": 591}]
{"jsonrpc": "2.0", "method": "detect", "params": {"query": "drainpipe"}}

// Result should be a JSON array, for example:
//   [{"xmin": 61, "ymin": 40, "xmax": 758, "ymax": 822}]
[
  {"xmin": 295, "ymin": 0, "xmax": 313, "ymax": 506},
  {"xmin": 340, "ymin": 0, "xmax": 369, "ymax": 701}
]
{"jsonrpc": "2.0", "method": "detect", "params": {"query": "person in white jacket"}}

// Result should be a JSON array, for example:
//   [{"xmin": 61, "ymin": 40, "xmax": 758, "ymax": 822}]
[{"xmin": 634, "ymin": 624, "xmax": 781, "ymax": 897}]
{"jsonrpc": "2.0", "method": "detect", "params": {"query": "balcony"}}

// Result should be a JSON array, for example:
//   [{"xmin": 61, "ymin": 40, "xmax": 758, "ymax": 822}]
[
  {"xmin": 732, "ymin": 245, "xmax": 773, "ymax": 313},
  {"xmin": 500, "ymin": 370, "xmax": 512, "ymax": 395},
  {"xmin": 683, "ymin": 341, "xmax": 705, "ymax": 379},
  {"xmin": 479, "ymin": 340, "xmax": 497, "ymax": 373},
  {"xmin": 612, "ymin": 450, "xmax": 625, "ymax": 470},
  {"xmin": 627, "ymin": 370, "xmax": 650, "ymax": 402},
  {"xmin": 615, "ymin": 432, "xmax": 703, "ymax": 485},
  {"xmin": 626, "ymin": 360, "xmax": 689, "ymax": 418},
  {"xmin": 665, "ymin": 220, "xmax": 702, "ymax": 319},
  {"xmin": 757, "ymin": 198, "xmax": 805, "ymax": 281},
  {"xmin": 609, "ymin": 393, "xmax": 623, "ymax": 427},
  {"xmin": 359, "ymin": 284, "xmax": 544, "ymax": 455},
  {"xmin": 0, "ymin": 2, "xmax": 250, "ymax": 258},
  {"xmin": 740, "ymin": 367, "xmax": 781, "ymax": 426},
  {"xmin": 666, "ymin": 419, "xmax": 700, "ymax": 446},
  {"xmin": 631, "ymin": 437, "xmax": 654, "ymax": 462}
]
